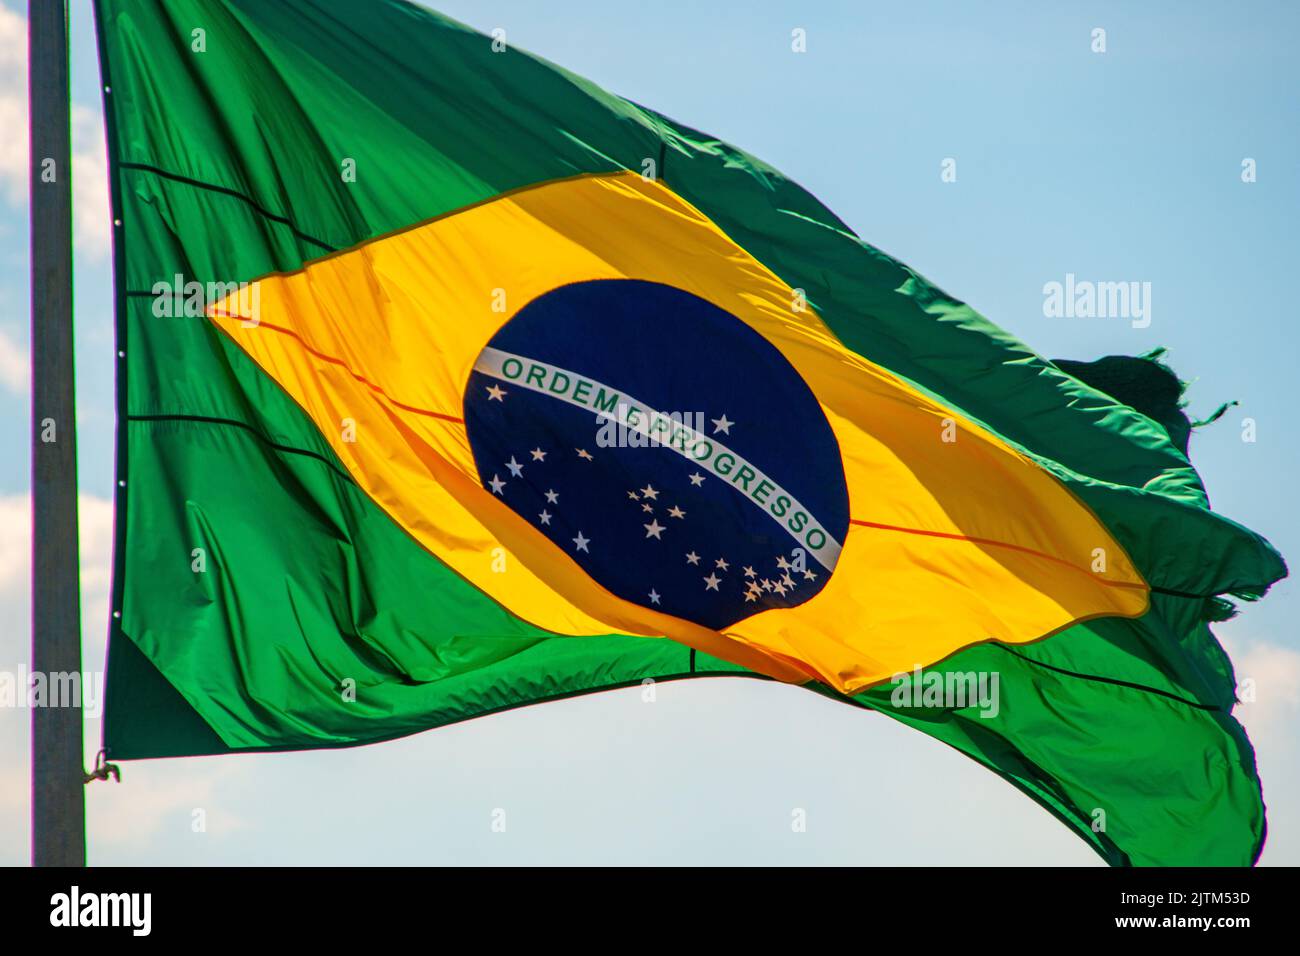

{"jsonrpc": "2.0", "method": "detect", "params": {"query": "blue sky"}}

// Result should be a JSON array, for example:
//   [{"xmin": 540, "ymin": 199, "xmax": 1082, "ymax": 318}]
[{"xmin": 0, "ymin": 0, "xmax": 1296, "ymax": 864}]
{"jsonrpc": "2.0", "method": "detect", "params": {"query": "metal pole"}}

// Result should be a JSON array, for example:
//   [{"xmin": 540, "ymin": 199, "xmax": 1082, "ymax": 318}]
[{"xmin": 29, "ymin": 0, "xmax": 85, "ymax": 868}]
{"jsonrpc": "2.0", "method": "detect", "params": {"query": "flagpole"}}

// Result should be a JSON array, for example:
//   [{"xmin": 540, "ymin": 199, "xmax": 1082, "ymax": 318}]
[{"xmin": 29, "ymin": 0, "xmax": 85, "ymax": 868}]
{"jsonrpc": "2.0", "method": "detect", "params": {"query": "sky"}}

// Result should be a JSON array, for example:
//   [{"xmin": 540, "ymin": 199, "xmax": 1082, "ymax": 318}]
[{"xmin": 0, "ymin": 0, "xmax": 1297, "ymax": 865}]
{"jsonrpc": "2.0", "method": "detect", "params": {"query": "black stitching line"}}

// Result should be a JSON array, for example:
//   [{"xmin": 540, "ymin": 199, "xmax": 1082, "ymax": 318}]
[
  {"xmin": 121, "ymin": 162, "xmax": 339, "ymax": 253},
  {"xmin": 991, "ymin": 644, "xmax": 1224, "ymax": 712},
  {"xmin": 128, "ymin": 413, "xmax": 355, "ymax": 486}
]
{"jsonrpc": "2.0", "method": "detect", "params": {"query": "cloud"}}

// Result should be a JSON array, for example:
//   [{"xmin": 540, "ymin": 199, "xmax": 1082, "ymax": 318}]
[
  {"xmin": 0, "ymin": 5, "xmax": 112, "ymax": 260},
  {"xmin": 0, "ymin": 491, "xmax": 116, "ymax": 864},
  {"xmin": 71, "ymin": 104, "xmax": 112, "ymax": 261},
  {"xmin": 0, "ymin": 324, "xmax": 26, "ymax": 393},
  {"xmin": 0, "ymin": 492, "xmax": 116, "ymax": 719},
  {"xmin": 77, "ymin": 492, "xmax": 115, "ymax": 641},
  {"xmin": 0, "ymin": 493, "xmax": 27, "ymax": 600},
  {"xmin": 87, "ymin": 756, "xmax": 253, "ymax": 857},
  {"xmin": 0, "ymin": 492, "xmax": 114, "ymax": 590},
  {"xmin": 1228, "ymin": 636, "xmax": 1300, "ymax": 743},
  {"xmin": 1221, "ymin": 631, "xmax": 1300, "ymax": 865},
  {"xmin": 0, "ymin": 5, "xmax": 25, "ymax": 207}
]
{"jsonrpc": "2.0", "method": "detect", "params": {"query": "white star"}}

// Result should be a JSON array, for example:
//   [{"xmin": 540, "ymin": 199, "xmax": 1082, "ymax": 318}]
[
  {"xmin": 715, "ymin": 557, "xmax": 729, "ymax": 571},
  {"xmin": 488, "ymin": 474, "xmax": 506, "ymax": 494},
  {"xmin": 703, "ymin": 573, "xmax": 721, "ymax": 591},
  {"xmin": 743, "ymin": 566, "xmax": 756, "ymax": 578},
  {"xmin": 775, "ymin": 555, "xmax": 792, "ymax": 571},
  {"xmin": 505, "ymin": 456, "xmax": 524, "ymax": 477},
  {"xmin": 648, "ymin": 589, "xmax": 661, "ymax": 605},
  {"xmin": 640, "ymin": 484, "xmax": 659, "ymax": 500},
  {"xmin": 688, "ymin": 473, "xmax": 705, "ymax": 487},
  {"xmin": 644, "ymin": 519, "xmax": 666, "ymax": 539},
  {"xmin": 773, "ymin": 580, "xmax": 788, "ymax": 595},
  {"xmin": 486, "ymin": 384, "xmax": 506, "ymax": 401},
  {"xmin": 780, "ymin": 573, "xmax": 795, "ymax": 589},
  {"xmin": 685, "ymin": 551, "xmax": 701, "ymax": 565},
  {"xmin": 711, "ymin": 413, "xmax": 733, "ymax": 435},
  {"xmin": 572, "ymin": 531, "xmax": 590, "ymax": 552},
  {"xmin": 538, "ymin": 509, "xmax": 552, "ymax": 525},
  {"xmin": 641, "ymin": 503, "xmax": 654, "ymax": 513},
  {"xmin": 576, "ymin": 448, "xmax": 594, "ymax": 461},
  {"xmin": 743, "ymin": 591, "xmax": 757, "ymax": 602},
  {"xmin": 627, "ymin": 490, "xmax": 640, "ymax": 501},
  {"xmin": 803, "ymin": 569, "xmax": 818, "ymax": 581},
  {"xmin": 544, "ymin": 489, "xmax": 559, "ymax": 504},
  {"xmin": 530, "ymin": 447, "xmax": 547, "ymax": 462},
  {"xmin": 667, "ymin": 505, "xmax": 686, "ymax": 519},
  {"xmin": 761, "ymin": 579, "xmax": 774, "ymax": 592}
]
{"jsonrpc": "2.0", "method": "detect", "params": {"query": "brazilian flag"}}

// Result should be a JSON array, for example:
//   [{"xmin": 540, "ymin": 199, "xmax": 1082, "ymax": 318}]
[{"xmin": 95, "ymin": 0, "xmax": 1285, "ymax": 865}]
